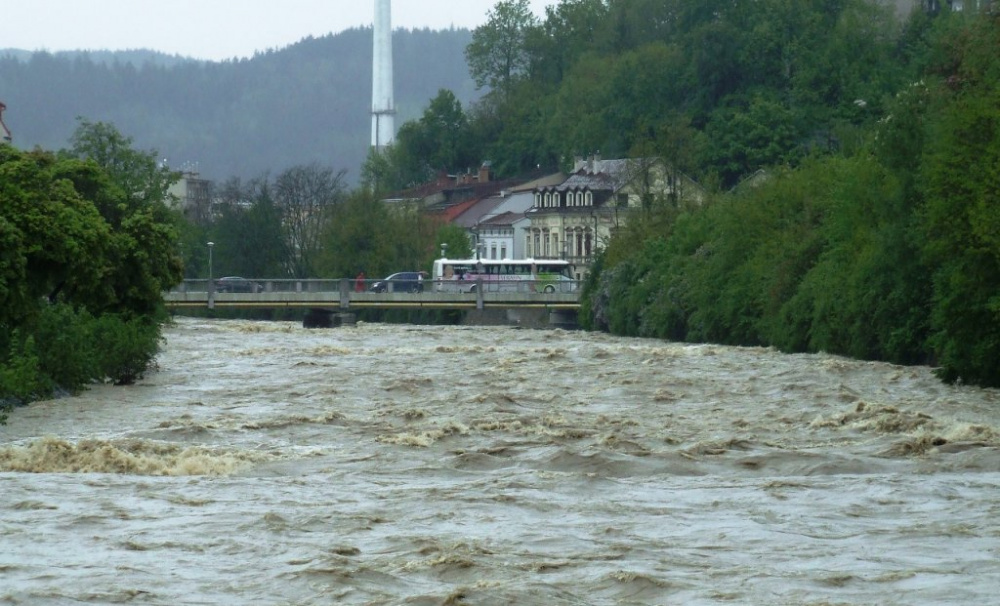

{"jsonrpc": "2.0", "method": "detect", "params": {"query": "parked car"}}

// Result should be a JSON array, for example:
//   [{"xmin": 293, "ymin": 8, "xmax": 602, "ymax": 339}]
[
  {"xmin": 215, "ymin": 276, "xmax": 261, "ymax": 293},
  {"xmin": 369, "ymin": 271, "xmax": 425, "ymax": 293}
]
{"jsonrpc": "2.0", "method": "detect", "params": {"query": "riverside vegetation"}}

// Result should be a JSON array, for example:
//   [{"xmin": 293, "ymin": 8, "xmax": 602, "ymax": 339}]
[
  {"xmin": 368, "ymin": 1, "xmax": 1000, "ymax": 388},
  {"xmin": 0, "ymin": 121, "xmax": 183, "ymax": 422}
]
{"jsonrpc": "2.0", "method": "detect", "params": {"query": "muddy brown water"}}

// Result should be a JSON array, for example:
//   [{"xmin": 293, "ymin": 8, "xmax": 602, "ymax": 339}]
[{"xmin": 1, "ymin": 318, "xmax": 998, "ymax": 605}]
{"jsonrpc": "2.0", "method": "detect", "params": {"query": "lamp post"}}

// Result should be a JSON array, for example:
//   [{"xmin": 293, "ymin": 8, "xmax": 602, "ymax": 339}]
[{"xmin": 207, "ymin": 241, "xmax": 214, "ymax": 293}]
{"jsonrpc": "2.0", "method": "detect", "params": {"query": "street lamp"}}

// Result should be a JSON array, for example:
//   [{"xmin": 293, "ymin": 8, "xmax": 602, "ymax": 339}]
[{"xmin": 207, "ymin": 241, "xmax": 214, "ymax": 293}]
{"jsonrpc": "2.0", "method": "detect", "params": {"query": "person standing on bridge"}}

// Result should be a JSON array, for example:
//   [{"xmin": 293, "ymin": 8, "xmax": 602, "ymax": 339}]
[{"xmin": 355, "ymin": 271, "xmax": 366, "ymax": 293}]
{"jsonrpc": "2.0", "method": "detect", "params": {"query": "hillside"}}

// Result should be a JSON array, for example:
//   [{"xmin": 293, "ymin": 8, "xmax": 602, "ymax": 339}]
[{"xmin": 0, "ymin": 27, "xmax": 477, "ymax": 183}]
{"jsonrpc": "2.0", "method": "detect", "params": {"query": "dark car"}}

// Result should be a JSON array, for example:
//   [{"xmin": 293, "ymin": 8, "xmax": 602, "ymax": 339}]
[
  {"xmin": 370, "ymin": 271, "xmax": 425, "ymax": 293},
  {"xmin": 215, "ymin": 276, "xmax": 261, "ymax": 293}
]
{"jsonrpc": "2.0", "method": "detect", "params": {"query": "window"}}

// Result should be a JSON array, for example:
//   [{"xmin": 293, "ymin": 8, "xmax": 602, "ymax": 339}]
[
  {"xmin": 501, "ymin": 245, "xmax": 507, "ymax": 259},
  {"xmin": 491, "ymin": 245, "xmax": 497, "ymax": 259},
  {"xmin": 585, "ymin": 191, "xmax": 593, "ymax": 206}
]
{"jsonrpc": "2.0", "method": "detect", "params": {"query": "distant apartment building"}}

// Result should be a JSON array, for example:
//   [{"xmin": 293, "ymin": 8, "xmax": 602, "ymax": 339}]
[{"xmin": 167, "ymin": 169, "xmax": 212, "ymax": 223}]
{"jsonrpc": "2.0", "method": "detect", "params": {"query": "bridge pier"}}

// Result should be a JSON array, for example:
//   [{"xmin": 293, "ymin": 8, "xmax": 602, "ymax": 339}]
[
  {"xmin": 303, "ymin": 309, "xmax": 337, "ymax": 329},
  {"xmin": 548, "ymin": 309, "xmax": 579, "ymax": 329},
  {"xmin": 303, "ymin": 309, "xmax": 357, "ymax": 329}
]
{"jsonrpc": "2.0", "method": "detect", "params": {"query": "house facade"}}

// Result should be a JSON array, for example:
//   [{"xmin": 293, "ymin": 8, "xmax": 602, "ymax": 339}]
[{"xmin": 526, "ymin": 156, "xmax": 702, "ymax": 278}]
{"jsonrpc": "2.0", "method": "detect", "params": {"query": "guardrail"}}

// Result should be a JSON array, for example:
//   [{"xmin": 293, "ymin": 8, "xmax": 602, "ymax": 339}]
[{"xmin": 165, "ymin": 279, "xmax": 581, "ymax": 311}]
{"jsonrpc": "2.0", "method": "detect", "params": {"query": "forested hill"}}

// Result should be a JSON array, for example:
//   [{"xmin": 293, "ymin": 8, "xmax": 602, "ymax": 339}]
[{"xmin": 0, "ymin": 27, "xmax": 476, "ymax": 183}]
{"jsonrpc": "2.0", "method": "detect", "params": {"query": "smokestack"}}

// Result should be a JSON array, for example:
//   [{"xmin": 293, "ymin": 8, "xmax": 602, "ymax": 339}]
[{"xmin": 371, "ymin": 0, "xmax": 395, "ymax": 149}]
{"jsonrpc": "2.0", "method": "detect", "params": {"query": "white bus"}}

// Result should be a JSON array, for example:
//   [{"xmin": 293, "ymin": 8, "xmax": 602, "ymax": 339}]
[{"xmin": 432, "ymin": 258, "xmax": 577, "ymax": 293}]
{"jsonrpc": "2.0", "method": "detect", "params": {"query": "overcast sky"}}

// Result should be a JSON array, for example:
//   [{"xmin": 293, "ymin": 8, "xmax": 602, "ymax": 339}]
[{"xmin": 5, "ymin": 0, "xmax": 553, "ymax": 61}]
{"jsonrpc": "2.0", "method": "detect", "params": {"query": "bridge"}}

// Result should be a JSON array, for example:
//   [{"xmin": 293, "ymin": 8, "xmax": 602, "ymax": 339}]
[{"xmin": 165, "ymin": 279, "xmax": 581, "ymax": 314}]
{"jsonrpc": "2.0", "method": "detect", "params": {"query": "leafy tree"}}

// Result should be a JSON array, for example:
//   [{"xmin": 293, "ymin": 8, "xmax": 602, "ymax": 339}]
[
  {"xmin": 700, "ymin": 93, "xmax": 803, "ymax": 188},
  {"xmin": 918, "ymin": 16, "xmax": 1000, "ymax": 385},
  {"xmin": 529, "ymin": 0, "xmax": 612, "ymax": 86},
  {"xmin": 208, "ymin": 177, "xmax": 289, "ymax": 279},
  {"xmin": 0, "ymin": 146, "xmax": 112, "ymax": 325},
  {"xmin": 62, "ymin": 119, "xmax": 184, "ymax": 316},
  {"xmin": 465, "ymin": 0, "xmax": 540, "ymax": 97},
  {"xmin": 2, "ymin": 125, "xmax": 185, "ymax": 407},
  {"xmin": 417, "ymin": 90, "xmax": 478, "ymax": 173},
  {"xmin": 360, "ymin": 147, "xmax": 397, "ymax": 195},
  {"xmin": 435, "ymin": 223, "xmax": 474, "ymax": 260},
  {"xmin": 318, "ymin": 190, "xmax": 407, "ymax": 279},
  {"xmin": 370, "ymin": 89, "xmax": 484, "ymax": 190}
]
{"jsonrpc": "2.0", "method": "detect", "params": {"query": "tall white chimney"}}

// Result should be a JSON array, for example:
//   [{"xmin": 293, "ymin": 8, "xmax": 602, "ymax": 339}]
[{"xmin": 371, "ymin": 0, "xmax": 395, "ymax": 149}]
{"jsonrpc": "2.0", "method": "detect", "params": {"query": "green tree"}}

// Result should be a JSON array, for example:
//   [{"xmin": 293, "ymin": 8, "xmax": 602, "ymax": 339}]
[
  {"xmin": 529, "ymin": 0, "xmax": 611, "ymax": 86},
  {"xmin": 62, "ymin": 119, "xmax": 184, "ymax": 316},
  {"xmin": 0, "ymin": 146, "xmax": 112, "ymax": 325},
  {"xmin": 465, "ymin": 0, "xmax": 540, "ymax": 97},
  {"xmin": 210, "ymin": 177, "xmax": 289, "ymax": 279},
  {"xmin": 919, "ymin": 17, "xmax": 1000, "ymax": 385}
]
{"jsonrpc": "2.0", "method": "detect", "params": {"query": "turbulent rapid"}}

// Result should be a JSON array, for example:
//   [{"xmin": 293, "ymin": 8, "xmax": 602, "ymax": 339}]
[{"xmin": 2, "ymin": 318, "xmax": 998, "ymax": 605}]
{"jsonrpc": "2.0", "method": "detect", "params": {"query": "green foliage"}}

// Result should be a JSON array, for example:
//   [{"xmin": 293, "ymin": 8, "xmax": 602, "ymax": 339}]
[
  {"xmin": 89, "ymin": 313, "xmax": 163, "ymax": 385},
  {"xmin": 700, "ymin": 94, "xmax": 804, "ymax": 187},
  {"xmin": 568, "ymin": 7, "xmax": 1000, "ymax": 388},
  {"xmin": 62, "ymin": 120, "xmax": 185, "ymax": 315},
  {"xmin": 0, "ymin": 147, "xmax": 114, "ymax": 325},
  {"xmin": 0, "ymin": 122, "xmax": 181, "ymax": 407},
  {"xmin": 369, "ymin": 90, "xmax": 484, "ymax": 191},
  {"xmin": 319, "ymin": 190, "xmax": 417, "ymax": 278},
  {"xmin": 207, "ymin": 177, "xmax": 289, "ymax": 279},
  {"xmin": 465, "ymin": 0, "xmax": 539, "ymax": 95},
  {"xmin": 31, "ymin": 303, "xmax": 100, "ymax": 391},
  {"xmin": 435, "ymin": 223, "xmax": 475, "ymax": 260},
  {"xmin": 917, "ymin": 15, "xmax": 1000, "ymax": 385},
  {"xmin": 0, "ymin": 334, "xmax": 50, "ymax": 409}
]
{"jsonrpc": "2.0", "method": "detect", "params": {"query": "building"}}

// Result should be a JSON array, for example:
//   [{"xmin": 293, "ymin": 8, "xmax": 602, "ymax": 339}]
[
  {"xmin": 456, "ymin": 172, "xmax": 567, "ymax": 260},
  {"xmin": 167, "ymin": 169, "xmax": 213, "ymax": 223},
  {"xmin": 527, "ymin": 156, "xmax": 703, "ymax": 278}
]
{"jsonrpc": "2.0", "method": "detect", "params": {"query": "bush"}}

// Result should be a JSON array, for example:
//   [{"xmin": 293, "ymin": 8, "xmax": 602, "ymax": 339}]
[
  {"xmin": 32, "ymin": 304, "xmax": 99, "ymax": 392},
  {"xmin": 0, "ymin": 333, "xmax": 52, "ymax": 421},
  {"xmin": 90, "ymin": 314, "xmax": 163, "ymax": 385}
]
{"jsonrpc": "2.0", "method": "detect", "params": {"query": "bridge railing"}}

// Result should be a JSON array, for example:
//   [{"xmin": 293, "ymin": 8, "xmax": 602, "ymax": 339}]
[
  {"xmin": 171, "ymin": 278, "xmax": 582, "ymax": 294},
  {"xmin": 172, "ymin": 279, "xmax": 346, "ymax": 294}
]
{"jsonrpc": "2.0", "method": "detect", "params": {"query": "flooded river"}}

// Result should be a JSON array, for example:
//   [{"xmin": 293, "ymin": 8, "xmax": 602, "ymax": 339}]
[{"xmin": 1, "ymin": 317, "xmax": 998, "ymax": 605}]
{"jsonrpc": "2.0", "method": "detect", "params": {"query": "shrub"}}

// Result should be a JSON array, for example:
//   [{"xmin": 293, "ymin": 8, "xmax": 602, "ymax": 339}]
[
  {"xmin": 90, "ymin": 314, "xmax": 163, "ymax": 385},
  {"xmin": 0, "ymin": 333, "xmax": 52, "ymax": 422}
]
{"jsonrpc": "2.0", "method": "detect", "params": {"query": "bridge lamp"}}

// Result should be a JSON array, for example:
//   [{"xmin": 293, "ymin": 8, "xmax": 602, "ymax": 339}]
[{"xmin": 207, "ymin": 241, "xmax": 214, "ymax": 292}]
